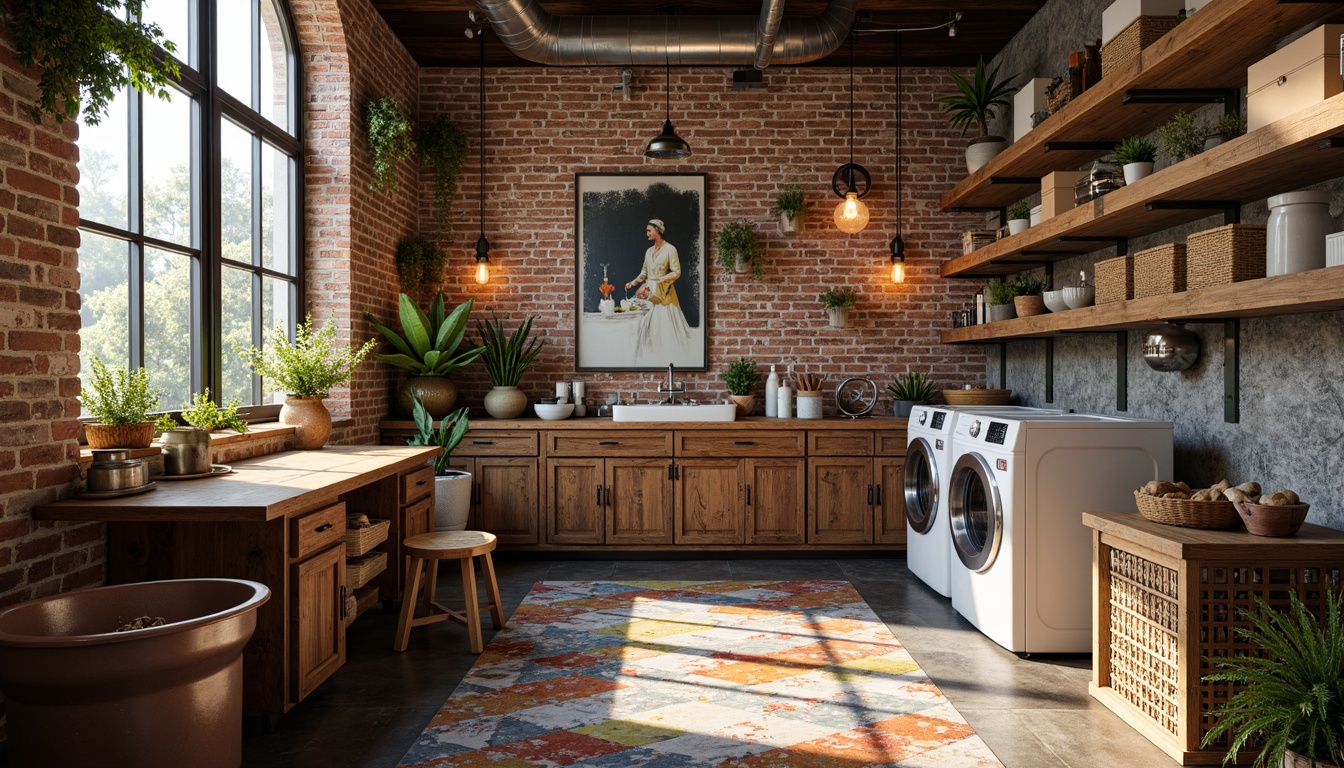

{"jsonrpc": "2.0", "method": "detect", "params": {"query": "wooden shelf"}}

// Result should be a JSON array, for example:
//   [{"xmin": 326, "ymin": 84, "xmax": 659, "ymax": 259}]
[
  {"xmin": 938, "ymin": 0, "xmax": 1343, "ymax": 212},
  {"xmin": 941, "ymin": 265, "xmax": 1344, "ymax": 344},
  {"xmin": 942, "ymin": 93, "xmax": 1344, "ymax": 277}
]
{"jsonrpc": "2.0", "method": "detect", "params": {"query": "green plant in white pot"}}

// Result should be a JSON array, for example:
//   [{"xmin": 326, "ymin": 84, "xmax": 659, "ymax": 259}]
[
  {"xmin": 1113, "ymin": 136, "xmax": 1157, "ymax": 185},
  {"xmin": 406, "ymin": 393, "xmax": 472, "ymax": 531},
  {"xmin": 475, "ymin": 313, "xmax": 545, "ymax": 419},
  {"xmin": 940, "ymin": 57, "xmax": 1016, "ymax": 175},
  {"xmin": 820, "ymin": 287, "xmax": 858, "ymax": 328},
  {"xmin": 1007, "ymin": 200, "xmax": 1031, "ymax": 236},
  {"xmin": 365, "ymin": 292, "xmax": 485, "ymax": 419},
  {"xmin": 771, "ymin": 184, "xmax": 806, "ymax": 234},
  {"xmin": 715, "ymin": 220, "xmax": 766, "ymax": 277},
  {"xmin": 81, "ymin": 356, "xmax": 161, "ymax": 449},
  {"xmin": 886, "ymin": 371, "xmax": 938, "ymax": 418}
]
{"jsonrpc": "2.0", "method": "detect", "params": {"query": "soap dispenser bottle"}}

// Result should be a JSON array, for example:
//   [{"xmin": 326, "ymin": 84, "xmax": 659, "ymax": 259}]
[{"xmin": 765, "ymin": 364, "xmax": 779, "ymax": 417}]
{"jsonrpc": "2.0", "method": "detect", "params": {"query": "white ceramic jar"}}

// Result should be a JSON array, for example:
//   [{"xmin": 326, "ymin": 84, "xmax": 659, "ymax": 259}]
[{"xmin": 1266, "ymin": 190, "xmax": 1333, "ymax": 276}]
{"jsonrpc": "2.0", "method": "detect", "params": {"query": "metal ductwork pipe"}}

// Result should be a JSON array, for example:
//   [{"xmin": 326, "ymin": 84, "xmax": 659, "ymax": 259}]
[{"xmin": 476, "ymin": 0, "xmax": 859, "ymax": 68}]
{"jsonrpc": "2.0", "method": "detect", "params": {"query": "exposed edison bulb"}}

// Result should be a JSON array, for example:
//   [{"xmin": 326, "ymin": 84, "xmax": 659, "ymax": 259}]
[
  {"xmin": 474, "ymin": 258, "xmax": 491, "ymax": 285},
  {"xmin": 833, "ymin": 192, "xmax": 869, "ymax": 234},
  {"xmin": 890, "ymin": 260, "xmax": 905, "ymax": 284}
]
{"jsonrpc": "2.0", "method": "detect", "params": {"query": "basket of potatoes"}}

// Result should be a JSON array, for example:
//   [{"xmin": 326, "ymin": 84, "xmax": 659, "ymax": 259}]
[
  {"xmin": 1133, "ymin": 480, "xmax": 1251, "ymax": 529},
  {"xmin": 1226, "ymin": 487, "xmax": 1309, "ymax": 537}
]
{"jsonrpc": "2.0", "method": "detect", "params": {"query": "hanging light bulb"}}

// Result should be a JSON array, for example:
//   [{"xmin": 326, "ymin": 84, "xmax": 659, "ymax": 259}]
[
  {"xmin": 473, "ymin": 30, "xmax": 491, "ymax": 284},
  {"xmin": 834, "ymin": 192, "xmax": 870, "ymax": 234},
  {"xmin": 889, "ymin": 235, "xmax": 906, "ymax": 283},
  {"xmin": 831, "ymin": 33, "xmax": 871, "ymax": 234},
  {"xmin": 889, "ymin": 32, "xmax": 907, "ymax": 284},
  {"xmin": 475, "ymin": 234, "xmax": 491, "ymax": 285}
]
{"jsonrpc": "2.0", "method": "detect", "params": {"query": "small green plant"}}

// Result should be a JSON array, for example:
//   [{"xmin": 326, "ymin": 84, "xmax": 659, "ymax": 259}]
[
  {"xmin": 365, "ymin": 292, "xmax": 485, "ymax": 377},
  {"xmin": 176, "ymin": 389, "xmax": 249, "ymax": 432},
  {"xmin": 940, "ymin": 57, "xmax": 1017, "ymax": 138},
  {"xmin": 1014, "ymin": 274, "xmax": 1050, "ymax": 296},
  {"xmin": 407, "ymin": 393, "xmax": 469, "ymax": 476},
  {"xmin": 475, "ymin": 314, "xmax": 545, "ymax": 388},
  {"xmin": 1007, "ymin": 200, "xmax": 1031, "ymax": 221},
  {"xmin": 770, "ymin": 184, "xmax": 805, "ymax": 219},
  {"xmin": 1201, "ymin": 591, "xmax": 1344, "ymax": 768},
  {"xmin": 1158, "ymin": 111, "xmax": 1206, "ymax": 163},
  {"xmin": 886, "ymin": 371, "xmax": 938, "ymax": 403},
  {"xmin": 1209, "ymin": 112, "xmax": 1247, "ymax": 140},
  {"xmin": 819, "ymin": 287, "xmax": 858, "ymax": 310},
  {"xmin": 395, "ymin": 236, "xmax": 447, "ymax": 295},
  {"xmin": 986, "ymin": 281, "xmax": 1018, "ymax": 306},
  {"xmin": 1113, "ymin": 136, "xmax": 1158, "ymax": 166},
  {"xmin": 714, "ymin": 220, "xmax": 766, "ymax": 277},
  {"xmin": 81, "ymin": 357, "xmax": 160, "ymax": 424},
  {"xmin": 721, "ymin": 358, "xmax": 761, "ymax": 396},
  {"xmin": 366, "ymin": 96, "xmax": 415, "ymax": 194},
  {"xmin": 420, "ymin": 116, "xmax": 469, "ymax": 234},
  {"xmin": 237, "ymin": 316, "xmax": 376, "ymax": 398}
]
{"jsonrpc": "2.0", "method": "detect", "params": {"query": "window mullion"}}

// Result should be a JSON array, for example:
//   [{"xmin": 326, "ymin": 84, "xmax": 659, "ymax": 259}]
[
  {"xmin": 202, "ymin": 0, "xmax": 223, "ymax": 402},
  {"xmin": 128, "ymin": 90, "xmax": 145, "ymax": 370}
]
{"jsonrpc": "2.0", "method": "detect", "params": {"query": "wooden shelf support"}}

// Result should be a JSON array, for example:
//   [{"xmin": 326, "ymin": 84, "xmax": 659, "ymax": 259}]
[
  {"xmin": 1225, "ymin": 319, "xmax": 1240, "ymax": 424},
  {"xmin": 1117, "ymin": 331, "xmax": 1128, "ymax": 412}
]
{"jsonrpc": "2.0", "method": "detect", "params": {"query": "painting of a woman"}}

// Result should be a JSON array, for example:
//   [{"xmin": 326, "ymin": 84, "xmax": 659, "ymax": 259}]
[{"xmin": 626, "ymin": 219, "xmax": 694, "ymax": 364}]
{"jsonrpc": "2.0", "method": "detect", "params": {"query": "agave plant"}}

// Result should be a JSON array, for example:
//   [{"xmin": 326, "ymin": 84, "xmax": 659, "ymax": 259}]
[
  {"xmin": 940, "ymin": 57, "xmax": 1016, "ymax": 139},
  {"xmin": 475, "ymin": 314, "xmax": 545, "ymax": 388},
  {"xmin": 887, "ymin": 371, "xmax": 938, "ymax": 403},
  {"xmin": 364, "ymin": 292, "xmax": 485, "ymax": 377}
]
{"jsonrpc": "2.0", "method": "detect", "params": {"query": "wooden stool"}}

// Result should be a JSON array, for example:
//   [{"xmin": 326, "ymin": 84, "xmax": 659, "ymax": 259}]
[{"xmin": 393, "ymin": 531, "xmax": 504, "ymax": 654}]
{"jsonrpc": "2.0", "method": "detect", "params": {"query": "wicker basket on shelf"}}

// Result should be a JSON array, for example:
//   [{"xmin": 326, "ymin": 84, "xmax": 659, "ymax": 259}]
[
  {"xmin": 346, "ymin": 550, "xmax": 387, "ymax": 590},
  {"xmin": 1133, "ymin": 491, "xmax": 1241, "ymax": 530},
  {"xmin": 941, "ymin": 388, "xmax": 1012, "ymax": 406},
  {"xmin": 1101, "ymin": 16, "xmax": 1182, "ymax": 78},
  {"xmin": 1046, "ymin": 83, "xmax": 1072, "ymax": 114},
  {"xmin": 1095, "ymin": 255, "xmax": 1134, "ymax": 304},
  {"xmin": 1133, "ymin": 243, "xmax": 1187, "ymax": 299},
  {"xmin": 343, "ymin": 518, "xmax": 390, "ymax": 558},
  {"xmin": 1186, "ymin": 224, "xmax": 1266, "ymax": 289}
]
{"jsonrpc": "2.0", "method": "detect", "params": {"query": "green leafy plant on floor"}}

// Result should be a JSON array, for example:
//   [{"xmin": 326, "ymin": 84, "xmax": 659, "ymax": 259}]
[
  {"xmin": 714, "ymin": 220, "xmax": 766, "ymax": 277},
  {"xmin": 1158, "ymin": 111, "xmax": 1206, "ymax": 163},
  {"xmin": 1113, "ymin": 136, "xmax": 1158, "ymax": 166},
  {"xmin": 395, "ymin": 236, "xmax": 447, "ymax": 295},
  {"xmin": 407, "ymin": 393, "xmax": 469, "ymax": 476},
  {"xmin": 81, "ymin": 357, "xmax": 161, "ymax": 424},
  {"xmin": 722, "ymin": 358, "xmax": 761, "ymax": 396},
  {"xmin": 365, "ymin": 292, "xmax": 485, "ymax": 377},
  {"xmin": 366, "ymin": 96, "xmax": 415, "ymax": 194},
  {"xmin": 475, "ymin": 314, "xmax": 545, "ymax": 388},
  {"xmin": 986, "ymin": 281, "xmax": 1018, "ymax": 306},
  {"xmin": 819, "ymin": 287, "xmax": 858, "ymax": 310},
  {"xmin": 420, "ymin": 116, "xmax": 469, "ymax": 234},
  {"xmin": 1008, "ymin": 200, "xmax": 1031, "ymax": 221},
  {"xmin": 237, "ymin": 316, "xmax": 376, "ymax": 398},
  {"xmin": 887, "ymin": 371, "xmax": 938, "ymax": 402}
]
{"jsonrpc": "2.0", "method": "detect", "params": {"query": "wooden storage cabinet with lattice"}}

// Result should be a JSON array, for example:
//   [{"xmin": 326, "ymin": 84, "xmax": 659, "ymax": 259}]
[{"xmin": 1084, "ymin": 512, "xmax": 1344, "ymax": 765}]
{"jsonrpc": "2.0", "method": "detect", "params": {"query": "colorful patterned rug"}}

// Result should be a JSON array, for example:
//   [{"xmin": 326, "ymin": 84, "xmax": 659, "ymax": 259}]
[{"xmin": 399, "ymin": 580, "xmax": 1004, "ymax": 767}]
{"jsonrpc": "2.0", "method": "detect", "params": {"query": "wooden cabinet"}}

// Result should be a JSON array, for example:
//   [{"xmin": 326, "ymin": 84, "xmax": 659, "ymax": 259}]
[
  {"xmin": 744, "ymin": 458, "xmax": 806, "ymax": 545},
  {"xmin": 675, "ymin": 459, "xmax": 744, "ymax": 544},
  {"xmin": 547, "ymin": 458, "xmax": 605, "ymax": 544},
  {"xmin": 452, "ymin": 431, "xmax": 540, "ymax": 545},
  {"xmin": 874, "ymin": 457, "xmax": 907, "ymax": 546},
  {"xmin": 808, "ymin": 430, "xmax": 907, "ymax": 545},
  {"xmin": 546, "ymin": 432, "xmax": 674, "ymax": 545},
  {"xmin": 675, "ymin": 431, "xmax": 807, "ymax": 546},
  {"xmin": 291, "ymin": 542, "xmax": 345, "ymax": 702},
  {"xmin": 608, "ymin": 459, "xmax": 674, "ymax": 544}
]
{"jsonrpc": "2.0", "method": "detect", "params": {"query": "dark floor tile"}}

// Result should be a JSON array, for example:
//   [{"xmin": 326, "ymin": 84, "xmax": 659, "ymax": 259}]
[
  {"xmin": 613, "ymin": 559, "xmax": 733, "ymax": 580},
  {"xmin": 729, "ymin": 559, "xmax": 847, "ymax": 581},
  {"xmin": 544, "ymin": 560, "xmax": 619, "ymax": 580}
]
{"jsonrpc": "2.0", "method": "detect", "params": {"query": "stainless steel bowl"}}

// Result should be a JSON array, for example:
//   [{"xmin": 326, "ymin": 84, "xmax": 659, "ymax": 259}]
[
  {"xmin": 1142, "ymin": 324, "xmax": 1200, "ymax": 372},
  {"xmin": 87, "ymin": 452, "xmax": 150, "ymax": 492}
]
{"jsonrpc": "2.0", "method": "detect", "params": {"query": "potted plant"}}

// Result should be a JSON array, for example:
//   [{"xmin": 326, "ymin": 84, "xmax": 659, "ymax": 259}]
[
  {"xmin": 1113, "ymin": 136, "xmax": 1158, "ymax": 184},
  {"xmin": 770, "ymin": 184, "xmax": 806, "ymax": 234},
  {"xmin": 1202, "ymin": 591, "xmax": 1344, "ymax": 768},
  {"xmin": 1204, "ymin": 112, "xmax": 1247, "ymax": 151},
  {"xmin": 406, "ymin": 393, "xmax": 472, "ymax": 531},
  {"xmin": 420, "ymin": 115, "xmax": 468, "ymax": 235},
  {"xmin": 365, "ymin": 95, "xmax": 415, "ymax": 194},
  {"xmin": 986, "ymin": 281, "xmax": 1018, "ymax": 322},
  {"xmin": 722, "ymin": 358, "xmax": 761, "ymax": 417},
  {"xmin": 475, "ymin": 313, "xmax": 545, "ymax": 419},
  {"xmin": 714, "ymin": 220, "xmax": 766, "ymax": 277},
  {"xmin": 395, "ymin": 236, "xmax": 447, "ymax": 297},
  {"xmin": 819, "ymin": 287, "xmax": 858, "ymax": 328},
  {"xmin": 80, "ymin": 357, "xmax": 161, "ymax": 449},
  {"xmin": 1158, "ymin": 111, "xmax": 1206, "ymax": 164},
  {"xmin": 886, "ymin": 371, "xmax": 938, "ymax": 418},
  {"xmin": 364, "ymin": 292, "xmax": 486, "ymax": 419},
  {"xmin": 238, "ymin": 315, "xmax": 375, "ymax": 450},
  {"xmin": 1013, "ymin": 273, "xmax": 1050, "ymax": 317},
  {"xmin": 1007, "ymin": 200, "xmax": 1031, "ymax": 236},
  {"xmin": 940, "ymin": 57, "xmax": 1017, "ymax": 174},
  {"xmin": 155, "ymin": 390, "xmax": 249, "ymax": 475}
]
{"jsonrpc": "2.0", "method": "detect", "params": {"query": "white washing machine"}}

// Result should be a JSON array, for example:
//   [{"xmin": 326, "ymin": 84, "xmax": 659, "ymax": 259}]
[
  {"xmin": 903, "ymin": 405, "xmax": 1061, "ymax": 598},
  {"xmin": 947, "ymin": 413, "xmax": 1172, "ymax": 653}
]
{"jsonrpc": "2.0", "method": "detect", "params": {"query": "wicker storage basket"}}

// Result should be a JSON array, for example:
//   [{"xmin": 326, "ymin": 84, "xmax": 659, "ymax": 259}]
[
  {"xmin": 1133, "ymin": 491, "xmax": 1241, "ymax": 530},
  {"xmin": 1046, "ymin": 83, "xmax": 1072, "ymax": 114},
  {"xmin": 1132, "ymin": 243, "xmax": 1187, "ymax": 299},
  {"xmin": 1095, "ymin": 255, "xmax": 1134, "ymax": 304},
  {"xmin": 343, "ymin": 518, "xmax": 390, "ymax": 558},
  {"xmin": 346, "ymin": 550, "xmax": 387, "ymax": 590},
  {"xmin": 941, "ymin": 388, "xmax": 1012, "ymax": 406},
  {"xmin": 1101, "ymin": 16, "xmax": 1182, "ymax": 78},
  {"xmin": 1186, "ymin": 224, "xmax": 1266, "ymax": 289}
]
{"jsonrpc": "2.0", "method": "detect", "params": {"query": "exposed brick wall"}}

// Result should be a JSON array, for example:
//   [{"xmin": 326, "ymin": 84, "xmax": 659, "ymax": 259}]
[{"xmin": 417, "ymin": 66, "xmax": 987, "ymax": 415}]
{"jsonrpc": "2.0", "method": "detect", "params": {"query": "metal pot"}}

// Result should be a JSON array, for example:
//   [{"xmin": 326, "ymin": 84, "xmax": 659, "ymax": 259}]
[
  {"xmin": 161, "ymin": 427, "xmax": 212, "ymax": 475},
  {"xmin": 86, "ymin": 450, "xmax": 150, "ymax": 491},
  {"xmin": 1142, "ymin": 324, "xmax": 1200, "ymax": 372}
]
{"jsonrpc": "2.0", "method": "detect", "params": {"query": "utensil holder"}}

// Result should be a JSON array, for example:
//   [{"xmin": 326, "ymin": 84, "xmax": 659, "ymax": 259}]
[{"xmin": 796, "ymin": 392, "xmax": 823, "ymax": 419}]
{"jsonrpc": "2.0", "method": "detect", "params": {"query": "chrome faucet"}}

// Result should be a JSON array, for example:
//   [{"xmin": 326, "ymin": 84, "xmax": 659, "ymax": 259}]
[{"xmin": 657, "ymin": 363, "xmax": 685, "ymax": 404}]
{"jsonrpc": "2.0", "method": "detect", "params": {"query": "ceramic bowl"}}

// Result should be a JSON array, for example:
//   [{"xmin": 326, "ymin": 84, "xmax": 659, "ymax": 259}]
[
  {"xmin": 1234, "ymin": 501, "xmax": 1309, "ymax": 537},
  {"xmin": 534, "ymin": 402, "xmax": 575, "ymax": 421},
  {"xmin": 1062, "ymin": 286, "xmax": 1095, "ymax": 309},
  {"xmin": 1043, "ymin": 289, "xmax": 1069, "ymax": 313}
]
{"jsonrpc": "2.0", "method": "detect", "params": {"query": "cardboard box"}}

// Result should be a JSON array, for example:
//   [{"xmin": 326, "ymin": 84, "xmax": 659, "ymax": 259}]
[
  {"xmin": 1013, "ymin": 78, "xmax": 1052, "ymax": 143},
  {"xmin": 1102, "ymin": 0, "xmax": 1185, "ymax": 45},
  {"xmin": 1247, "ymin": 25, "xmax": 1344, "ymax": 132},
  {"xmin": 1040, "ymin": 170, "xmax": 1088, "ymax": 221}
]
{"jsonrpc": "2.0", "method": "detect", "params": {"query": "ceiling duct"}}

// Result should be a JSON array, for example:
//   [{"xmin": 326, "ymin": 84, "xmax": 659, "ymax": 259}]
[{"xmin": 475, "ymin": 0, "xmax": 860, "ymax": 68}]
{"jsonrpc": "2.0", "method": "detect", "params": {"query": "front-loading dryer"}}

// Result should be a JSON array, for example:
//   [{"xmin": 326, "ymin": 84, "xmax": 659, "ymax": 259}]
[{"xmin": 947, "ymin": 412, "xmax": 1172, "ymax": 653}]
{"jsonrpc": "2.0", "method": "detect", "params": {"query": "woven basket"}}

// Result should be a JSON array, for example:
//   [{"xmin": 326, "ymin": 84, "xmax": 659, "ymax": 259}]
[
  {"xmin": 1095, "ymin": 255, "xmax": 1134, "ymax": 304},
  {"xmin": 343, "ymin": 518, "xmax": 390, "ymax": 558},
  {"xmin": 1101, "ymin": 16, "xmax": 1182, "ymax": 78},
  {"xmin": 1046, "ymin": 85, "xmax": 1072, "ymax": 114},
  {"xmin": 1186, "ymin": 224, "xmax": 1266, "ymax": 289},
  {"xmin": 346, "ymin": 550, "xmax": 387, "ymax": 590},
  {"xmin": 1134, "ymin": 491, "xmax": 1241, "ymax": 530},
  {"xmin": 1133, "ymin": 243, "xmax": 1187, "ymax": 299},
  {"xmin": 941, "ymin": 388, "xmax": 1012, "ymax": 406}
]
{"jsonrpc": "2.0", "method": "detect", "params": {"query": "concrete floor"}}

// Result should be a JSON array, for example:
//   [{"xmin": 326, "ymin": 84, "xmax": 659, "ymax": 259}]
[{"xmin": 241, "ymin": 557, "xmax": 1173, "ymax": 767}]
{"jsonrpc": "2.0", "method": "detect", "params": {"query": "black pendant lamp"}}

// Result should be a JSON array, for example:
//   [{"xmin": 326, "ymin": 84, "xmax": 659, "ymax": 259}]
[
  {"xmin": 832, "ymin": 32, "xmax": 871, "ymax": 234},
  {"xmin": 474, "ymin": 31, "xmax": 490, "ymax": 285},
  {"xmin": 889, "ymin": 32, "xmax": 906, "ymax": 283},
  {"xmin": 644, "ymin": 44, "xmax": 692, "ymax": 160}
]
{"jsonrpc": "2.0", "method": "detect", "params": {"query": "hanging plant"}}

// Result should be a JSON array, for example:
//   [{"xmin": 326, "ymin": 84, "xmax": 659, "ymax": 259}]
[
  {"xmin": 0, "ymin": 0, "xmax": 181, "ymax": 125},
  {"xmin": 714, "ymin": 220, "xmax": 766, "ymax": 277},
  {"xmin": 365, "ymin": 96, "xmax": 415, "ymax": 194},
  {"xmin": 420, "ymin": 116, "xmax": 469, "ymax": 235},
  {"xmin": 395, "ymin": 235, "xmax": 447, "ymax": 295}
]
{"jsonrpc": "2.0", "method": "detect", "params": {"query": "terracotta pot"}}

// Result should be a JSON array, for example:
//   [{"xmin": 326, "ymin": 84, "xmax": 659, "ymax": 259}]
[
  {"xmin": 85, "ymin": 422, "xmax": 155, "ymax": 449},
  {"xmin": 828, "ymin": 307, "xmax": 850, "ymax": 328},
  {"xmin": 398, "ymin": 376, "xmax": 457, "ymax": 419},
  {"xmin": 729, "ymin": 394, "xmax": 755, "ymax": 417},
  {"xmin": 484, "ymin": 385, "xmax": 528, "ymax": 419},
  {"xmin": 1014, "ymin": 295, "xmax": 1048, "ymax": 317},
  {"xmin": 434, "ymin": 471, "xmax": 473, "ymax": 531},
  {"xmin": 280, "ymin": 396, "xmax": 332, "ymax": 450},
  {"xmin": 1284, "ymin": 750, "xmax": 1340, "ymax": 768}
]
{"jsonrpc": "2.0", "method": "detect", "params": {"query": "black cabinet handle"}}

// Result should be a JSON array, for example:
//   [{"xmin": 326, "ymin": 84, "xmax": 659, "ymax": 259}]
[
  {"xmin": 867, "ymin": 485, "xmax": 874, "ymax": 505},
  {"xmin": 315, "ymin": 523, "xmax": 334, "ymax": 533},
  {"xmin": 605, "ymin": 485, "xmax": 611, "ymax": 506},
  {"xmin": 597, "ymin": 486, "xmax": 604, "ymax": 507},
  {"xmin": 471, "ymin": 440, "xmax": 494, "ymax": 445},
  {"xmin": 599, "ymin": 440, "xmax": 619, "ymax": 446},
  {"xmin": 745, "ymin": 484, "xmax": 752, "ymax": 505},
  {"xmin": 875, "ymin": 484, "xmax": 883, "ymax": 505},
  {"xmin": 733, "ymin": 441, "xmax": 755, "ymax": 446},
  {"xmin": 340, "ymin": 585, "xmax": 348, "ymax": 620},
  {"xmin": 415, "ymin": 478, "xmax": 427, "ymax": 487}
]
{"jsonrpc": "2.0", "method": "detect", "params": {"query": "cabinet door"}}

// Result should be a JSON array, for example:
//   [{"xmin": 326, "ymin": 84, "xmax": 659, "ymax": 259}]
[
  {"xmin": 675, "ymin": 459, "xmax": 744, "ymax": 544},
  {"xmin": 809, "ymin": 457, "xmax": 874, "ymax": 544},
  {"xmin": 475, "ymin": 457, "xmax": 539, "ymax": 545},
  {"xmin": 607, "ymin": 459, "xmax": 673, "ymax": 545},
  {"xmin": 875, "ymin": 458, "xmax": 907, "ymax": 546},
  {"xmin": 547, "ymin": 458, "xmax": 605, "ymax": 544},
  {"xmin": 746, "ymin": 458, "xmax": 806, "ymax": 545},
  {"xmin": 291, "ymin": 543, "xmax": 345, "ymax": 703}
]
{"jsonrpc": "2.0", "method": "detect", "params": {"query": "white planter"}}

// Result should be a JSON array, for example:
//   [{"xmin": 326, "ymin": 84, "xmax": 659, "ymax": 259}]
[
  {"xmin": 1122, "ymin": 162, "xmax": 1154, "ymax": 185},
  {"xmin": 827, "ymin": 307, "xmax": 850, "ymax": 328},
  {"xmin": 1007, "ymin": 219, "xmax": 1029, "ymax": 236},
  {"xmin": 779, "ymin": 212, "xmax": 802, "ymax": 233},
  {"xmin": 965, "ymin": 138, "xmax": 1008, "ymax": 174},
  {"xmin": 434, "ymin": 471, "xmax": 472, "ymax": 531}
]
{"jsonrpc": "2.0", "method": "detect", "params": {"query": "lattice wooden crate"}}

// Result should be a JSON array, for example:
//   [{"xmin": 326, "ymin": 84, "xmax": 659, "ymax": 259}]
[
  {"xmin": 1133, "ymin": 243, "xmax": 1187, "ymax": 299},
  {"xmin": 1102, "ymin": 16, "xmax": 1182, "ymax": 78},
  {"xmin": 1095, "ymin": 255, "xmax": 1133, "ymax": 304},
  {"xmin": 1087, "ymin": 512, "xmax": 1344, "ymax": 765}
]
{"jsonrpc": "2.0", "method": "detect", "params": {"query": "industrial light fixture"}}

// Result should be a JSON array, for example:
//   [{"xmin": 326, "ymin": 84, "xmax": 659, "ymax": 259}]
[
  {"xmin": 474, "ymin": 30, "xmax": 491, "ymax": 285},
  {"xmin": 644, "ymin": 42, "xmax": 692, "ymax": 160},
  {"xmin": 948, "ymin": 11, "xmax": 962, "ymax": 37},
  {"xmin": 889, "ymin": 32, "xmax": 905, "ymax": 284},
  {"xmin": 832, "ymin": 32, "xmax": 870, "ymax": 234}
]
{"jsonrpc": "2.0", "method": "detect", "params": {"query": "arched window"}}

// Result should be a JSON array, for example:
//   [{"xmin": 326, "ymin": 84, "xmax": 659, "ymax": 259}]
[{"xmin": 77, "ymin": 0, "xmax": 303, "ymax": 415}]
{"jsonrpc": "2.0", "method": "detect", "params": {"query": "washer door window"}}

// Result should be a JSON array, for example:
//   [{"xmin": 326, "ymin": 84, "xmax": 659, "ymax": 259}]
[
  {"xmin": 903, "ymin": 438, "xmax": 939, "ymax": 534},
  {"xmin": 949, "ymin": 452, "xmax": 1004, "ymax": 573}
]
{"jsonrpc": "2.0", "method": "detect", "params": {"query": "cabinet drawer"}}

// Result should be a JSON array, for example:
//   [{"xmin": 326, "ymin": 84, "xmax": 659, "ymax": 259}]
[
  {"xmin": 457, "ymin": 431, "xmax": 539, "ymax": 456},
  {"xmin": 291, "ymin": 502, "xmax": 345, "ymax": 561},
  {"xmin": 874, "ymin": 430, "xmax": 908, "ymax": 456},
  {"xmin": 675, "ymin": 431, "xmax": 805, "ymax": 457},
  {"xmin": 547, "ymin": 431, "xmax": 672, "ymax": 457},
  {"xmin": 808, "ymin": 431, "xmax": 873, "ymax": 456},
  {"xmin": 400, "ymin": 466, "xmax": 434, "ymax": 505}
]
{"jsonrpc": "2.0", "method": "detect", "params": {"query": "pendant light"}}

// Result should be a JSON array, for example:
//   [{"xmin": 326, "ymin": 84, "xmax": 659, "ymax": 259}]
[
  {"xmin": 644, "ymin": 39, "xmax": 692, "ymax": 160},
  {"xmin": 889, "ymin": 32, "xmax": 906, "ymax": 283},
  {"xmin": 832, "ymin": 33, "xmax": 871, "ymax": 234},
  {"xmin": 474, "ymin": 30, "xmax": 491, "ymax": 285}
]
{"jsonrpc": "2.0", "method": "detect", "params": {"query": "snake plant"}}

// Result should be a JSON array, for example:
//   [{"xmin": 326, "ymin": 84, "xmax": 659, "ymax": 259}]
[{"xmin": 364, "ymin": 292, "xmax": 485, "ymax": 377}]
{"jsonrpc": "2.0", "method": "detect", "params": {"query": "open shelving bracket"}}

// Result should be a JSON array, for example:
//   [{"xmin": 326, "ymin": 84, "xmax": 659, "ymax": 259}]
[
  {"xmin": 1046, "ymin": 337, "xmax": 1054, "ymax": 403},
  {"xmin": 1318, "ymin": 137, "xmax": 1344, "ymax": 149},
  {"xmin": 1043, "ymin": 141, "xmax": 1119, "ymax": 152},
  {"xmin": 1122, "ymin": 88, "xmax": 1241, "ymax": 117},
  {"xmin": 1116, "ymin": 331, "xmax": 1128, "ymax": 412},
  {"xmin": 1224, "ymin": 318, "xmax": 1240, "ymax": 423},
  {"xmin": 1145, "ymin": 200, "xmax": 1241, "ymax": 225}
]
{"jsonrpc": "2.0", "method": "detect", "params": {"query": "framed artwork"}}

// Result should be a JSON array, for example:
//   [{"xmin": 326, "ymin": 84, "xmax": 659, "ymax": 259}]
[{"xmin": 574, "ymin": 173, "xmax": 708, "ymax": 371}]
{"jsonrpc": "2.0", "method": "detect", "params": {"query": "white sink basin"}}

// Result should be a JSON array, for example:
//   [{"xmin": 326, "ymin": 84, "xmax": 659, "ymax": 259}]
[{"xmin": 611, "ymin": 403, "xmax": 737, "ymax": 422}]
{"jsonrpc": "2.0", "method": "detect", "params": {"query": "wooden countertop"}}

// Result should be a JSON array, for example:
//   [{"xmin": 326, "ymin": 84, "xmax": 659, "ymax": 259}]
[
  {"xmin": 1083, "ymin": 511, "xmax": 1344, "ymax": 559},
  {"xmin": 36, "ymin": 445, "xmax": 438, "ymax": 523},
  {"xmin": 381, "ymin": 416, "xmax": 910, "ymax": 431}
]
